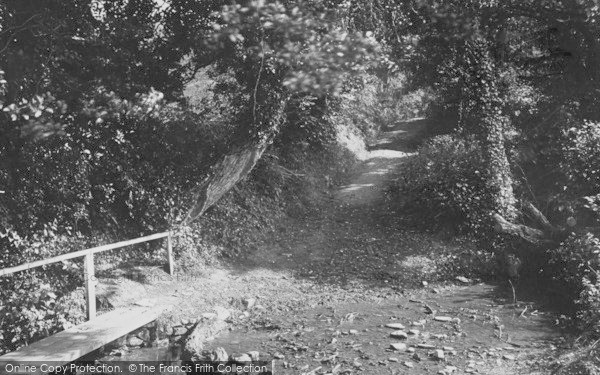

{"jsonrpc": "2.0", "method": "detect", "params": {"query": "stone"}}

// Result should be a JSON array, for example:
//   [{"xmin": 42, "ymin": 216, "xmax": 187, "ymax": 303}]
[
  {"xmin": 403, "ymin": 362, "xmax": 414, "ymax": 368},
  {"xmin": 173, "ymin": 326, "xmax": 188, "ymax": 336},
  {"xmin": 408, "ymin": 329, "xmax": 420, "ymax": 336},
  {"xmin": 126, "ymin": 336, "xmax": 144, "ymax": 347},
  {"xmin": 215, "ymin": 306, "xmax": 231, "ymax": 321},
  {"xmin": 349, "ymin": 329, "xmax": 359, "ymax": 335},
  {"xmin": 407, "ymin": 347, "xmax": 416, "ymax": 353},
  {"xmin": 434, "ymin": 316, "xmax": 453, "ymax": 322},
  {"xmin": 390, "ymin": 343, "xmax": 407, "ymax": 351},
  {"xmin": 390, "ymin": 330, "xmax": 408, "ymax": 339},
  {"xmin": 135, "ymin": 328, "xmax": 151, "ymax": 342},
  {"xmin": 503, "ymin": 354, "xmax": 516, "ymax": 360},
  {"xmin": 232, "ymin": 353, "xmax": 252, "ymax": 362},
  {"xmin": 185, "ymin": 316, "xmax": 228, "ymax": 359},
  {"xmin": 274, "ymin": 353, "xmax": 285, "ymax": 359},
  {"xmin": 422, "ymin": 281, "xmax": 428, "ymax": 286},
  {"xmin": 388, "ymin": 357, "xmax": 399, "ymax": 362},
  {"xmin": 434, "ymin": 349, "xmax": 445, "ymax": 360},
  {"xmin": 242, "ymin": 298, "xmax": 256, "ymax": 310},
  {"xmin": 385, "ymin": 323, "xmax": 406, "ymax": 330},
  {"xmin": 456, "ymin": 276, "xmax": 471, "ymax": 283},
  {"xmin": 247, "ymin": 351, "xmax": 260, "ymax": 361},
  {"xmin": 212, "ymin": 347, "xmax": 229, "ymax": 362},
  {"xmin": 417, "ymin": 344, "xmax": 436, "ymax": 349},
  {"xmin": 443, "ymin": 346, "xmax": 455, "ymax": 352}
]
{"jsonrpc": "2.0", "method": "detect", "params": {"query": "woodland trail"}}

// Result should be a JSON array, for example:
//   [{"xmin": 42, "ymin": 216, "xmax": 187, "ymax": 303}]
[{"xmin": 98, "ymin": 119, "xmax": 562, "ymax": 374}]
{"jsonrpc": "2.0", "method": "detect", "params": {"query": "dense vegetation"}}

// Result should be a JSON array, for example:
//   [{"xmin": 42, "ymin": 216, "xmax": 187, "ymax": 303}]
[
  {"xmin": 0, "ymin": 0, "xmax": 384, "ymax": 352},
  {"xmin": 372, "ymin": 0, "xmax": 600, "ymax": 340},
  {"xmin": 2, "ymin": 0, "xmax": 600, "ymax": 355}
]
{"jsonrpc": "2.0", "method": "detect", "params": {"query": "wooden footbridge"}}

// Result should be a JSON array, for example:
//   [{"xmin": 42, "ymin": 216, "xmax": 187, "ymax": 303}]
[{"xmin": 0, "ymin": 232, "xmax": 176, "ymax": 368}]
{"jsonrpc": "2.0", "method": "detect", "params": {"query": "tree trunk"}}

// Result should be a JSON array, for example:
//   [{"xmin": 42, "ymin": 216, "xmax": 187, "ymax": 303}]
[
  {"xmin": 460, "ymin": 41, "xmax": 517, "ymax": 220},
  {"xmin": 183, "ymin": 92, "xmax": 288, "ymax": 225},
  {"xmin": 493, "ymin": 201, "xmax": 568, "ymax": 245}
]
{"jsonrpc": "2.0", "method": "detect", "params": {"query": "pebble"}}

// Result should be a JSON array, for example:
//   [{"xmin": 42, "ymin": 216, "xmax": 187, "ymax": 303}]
[
  {"xmin": 456, "ymin": 276, "xmax": 471, "ymax": 283},
  {"xmin": 390, "ymin": 343, "xmax": 407, "ymax": 351},
  {"xmin": 434, "ymin": 349, "xmax": 445, "ymax": 360},
  {"xmin": 126, "ymin": 336, "xmax": 144, "ymax": 347},
  {"xmin": 403, "ymin": 361, "xmax": 414, "ymax": 368},
  {"xmin": 349, "ymin": 329, "xmax": 359, "ymax": 335},
  {"xmin": 390, "ymin": 330, "xmax": 408, "ymax": 339},
  {"xmin": 417, "ymin": 344, "xmax": 436, "ymax": 349},
  {"xmin": 408, "ymin": 329, "xmax": 420, "ymax": 336},
  {"xmin": 385, "ymin": 323, "xmax": 406, "ymax": 330},
  {"xmin": 231, "ymin": 354, "xmax": 251, "ymax": 362},
  {"xmin": 247, "ymin": 351, "xmax": 260, "ymax": 361},
  {"xmin": 211, "ymin": 347, "xmax": 229, "ymax": 362},
  {"xmin": 407, "ymin": 347, "xmax": 416, "ymax": 353},
  {"xmin": 388, "ymin": 357, "xmax": 399, "ymax": 362},
  {"xmin": 242, "ymin": 298, "xmax": 256, "ymax": 310},
  {"xmin": 274, "ymin": 353, "xmax": 285, "ymax": 359},
  {"xmin": 434, "ymin": 316, "xmax": 453, "ymax": 322},
  {"xmin": 422, "ymin": 281, "xmax": 429, "ymax": 286},
  {"xmin": 503, "ymin": 354, "xmax": 516, "ymax": 360},
  {"xmin": 443, "ymin": 346, "xmax": 455, "ymax": 351}
]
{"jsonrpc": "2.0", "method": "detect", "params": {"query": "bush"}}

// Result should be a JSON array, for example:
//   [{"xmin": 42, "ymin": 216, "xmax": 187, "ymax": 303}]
[
  {"xmin": 391, "ymin": 134, "xmax": 495, "ymax": 235},
  {"xmin": 562, "ymin": 120, "xmax": 600, "ymax": 197},
  {"xmin": 546, "ymin": 232, "xmax": 600, "ymax": 338}
]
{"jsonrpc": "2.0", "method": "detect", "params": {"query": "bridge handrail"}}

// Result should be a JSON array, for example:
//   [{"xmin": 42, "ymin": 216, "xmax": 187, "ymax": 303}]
[{"xmin": 0, "ymin": 231, "xmax": 175, "ymax": 320}]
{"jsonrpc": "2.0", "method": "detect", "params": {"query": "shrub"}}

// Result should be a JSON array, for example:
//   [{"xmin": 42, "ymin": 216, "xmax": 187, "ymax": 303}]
[
  {"xmin": 391, "ymin": 134, "xmax": 495, "ymax": 235},
  {"xmin": 545, "ymin": 232, "xmax": 600, "ymax": 338},
  {"xmin": 561, "ymin": 120, "xmax": 600, "ymax": 197}
]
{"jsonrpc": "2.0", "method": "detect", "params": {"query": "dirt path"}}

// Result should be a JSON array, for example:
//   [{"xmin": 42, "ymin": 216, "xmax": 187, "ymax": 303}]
[{"xmin": 98, "ymin": 119, "xmax": 561, "ymax": 374}]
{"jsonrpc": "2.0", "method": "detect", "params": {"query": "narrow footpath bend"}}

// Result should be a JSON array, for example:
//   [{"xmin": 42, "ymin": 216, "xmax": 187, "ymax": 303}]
[
  {"xmin": 200, "ymin": 119, "xmax": 561, "ymax": 375},
  {"xmin": 100, "ymin": 119, "xmax": 561, "ymax": 374}
]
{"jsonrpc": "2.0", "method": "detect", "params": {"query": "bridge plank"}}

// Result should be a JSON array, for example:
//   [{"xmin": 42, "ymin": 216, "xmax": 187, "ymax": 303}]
[{"xmin": 0, "ymin": 305, "xmax": 171, "ymax": 365}]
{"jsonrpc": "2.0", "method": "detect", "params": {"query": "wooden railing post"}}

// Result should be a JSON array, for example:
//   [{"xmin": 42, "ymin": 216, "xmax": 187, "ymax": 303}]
[
  {"xmin": 84, "ymin": 253, "xmax": 96, "ymax": 321},
  {"xmin": 167, "ymin": 231, "xmax": 174, "ymax": 276}
]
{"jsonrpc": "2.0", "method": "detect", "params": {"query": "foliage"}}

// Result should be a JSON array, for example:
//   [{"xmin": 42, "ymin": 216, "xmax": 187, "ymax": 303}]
[
  {"xmin": 546, "ymin": 233, "xmax": 600, "ymax": 338},
  {"xmin": 392, "ymin": 135, "xmax": 494, "ymax": 234},
  {"xmin": 0, "ymin": 226, "xmax": 87, "ymax": 352},
  {"xmin": 561, "ymin": 121, "xmax": 600, "ymax": 197},
  {"xmin": 0, "ymin": 0, "xmax": 385, "ymax": 354}
]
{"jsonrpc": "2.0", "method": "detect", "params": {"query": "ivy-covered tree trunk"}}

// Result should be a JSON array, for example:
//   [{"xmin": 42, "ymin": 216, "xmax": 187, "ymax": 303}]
[
  {"xmin": 183, "ymin": 63, "xmax": 289, "ymax": 224},
  {"xmin": 183, "ymin": 89, "xmax": 289, "ymax": 224},
  {"xmin": 460, "ymin": 41, "xmax": 517, "ymax": 221}
]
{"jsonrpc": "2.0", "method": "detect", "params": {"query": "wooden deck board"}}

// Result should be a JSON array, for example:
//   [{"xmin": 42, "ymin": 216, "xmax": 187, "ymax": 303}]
[{"xmin": 0, "ymin": 305, "xmax": 171, "ymax": 365}]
